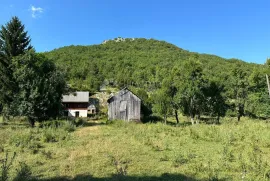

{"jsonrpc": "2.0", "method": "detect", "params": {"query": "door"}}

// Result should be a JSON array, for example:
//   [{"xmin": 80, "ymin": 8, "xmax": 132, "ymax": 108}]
[
  {"xmin": 120, "ymin": 101, "xmax": 127, "ymax": 120},
  {"xmin": 75, "ymin": 111, "xmax": 80, "ymax": 117}
]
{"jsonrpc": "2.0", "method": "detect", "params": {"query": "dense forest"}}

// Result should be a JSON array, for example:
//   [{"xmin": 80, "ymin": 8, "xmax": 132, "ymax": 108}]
[{"xmin": 44, "ymin": 38, "xmax": 270, "ymax": 121}]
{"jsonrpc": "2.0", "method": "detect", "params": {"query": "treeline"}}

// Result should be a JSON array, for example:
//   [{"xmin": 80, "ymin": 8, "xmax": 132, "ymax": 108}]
[
  {"xmin": 44, "ymin": 38, "xmax": 270, "ymax": 122},
  {"xmin": 0, "ymin": 17, "xmax": 66, "ymax": 126}
]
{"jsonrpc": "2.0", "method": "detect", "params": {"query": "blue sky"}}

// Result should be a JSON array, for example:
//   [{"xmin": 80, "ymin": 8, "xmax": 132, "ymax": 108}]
[{"xmin": 0, "ymin": 0, "xmax": 269, "ymax": 64}]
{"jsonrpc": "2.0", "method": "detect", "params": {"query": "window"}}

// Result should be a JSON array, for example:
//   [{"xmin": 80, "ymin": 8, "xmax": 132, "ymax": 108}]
[
  {"xmin": 120, "ymin": 101, "xmax": 127, "ymax": 112},
  {"xmin": 75, "ymin": 111, "xmax": 80, "ymax": 117}
]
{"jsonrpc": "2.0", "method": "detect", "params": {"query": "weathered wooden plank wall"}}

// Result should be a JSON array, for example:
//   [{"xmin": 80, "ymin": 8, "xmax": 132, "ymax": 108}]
[{"xmin": 108, "ymin": 88, "xmax": 141, "ymax": 121}]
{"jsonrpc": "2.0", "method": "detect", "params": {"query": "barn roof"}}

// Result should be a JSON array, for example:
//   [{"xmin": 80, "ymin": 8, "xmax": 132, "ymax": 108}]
[
  {"xmin": 107, "ymin": 87, "xmax": 141, "ymax": 103},
  {"xmin": 62, "ymin": 91, "xmax": 89, "ymax": 103}
]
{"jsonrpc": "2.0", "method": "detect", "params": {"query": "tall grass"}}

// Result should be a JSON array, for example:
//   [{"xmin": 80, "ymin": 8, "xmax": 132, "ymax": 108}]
[{"xmin": 0, "ymin": 117, "xmax": 270, "ymax": 180}]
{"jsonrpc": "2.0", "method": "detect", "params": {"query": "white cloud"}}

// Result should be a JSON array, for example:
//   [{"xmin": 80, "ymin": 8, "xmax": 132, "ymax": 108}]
[{"xmin": 30, "ymin": 5, "xmax": 43, "ymax": 18}]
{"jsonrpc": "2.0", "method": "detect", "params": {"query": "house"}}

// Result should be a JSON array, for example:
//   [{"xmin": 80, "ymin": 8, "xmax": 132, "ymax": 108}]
[
  {"xmin": 107, "ymin": 88, "xmax": 141, "ymax": 121},
  {"xmin": 62, "ymin": 92, "xmax": 89, "ymax": 117},
  {"xmin": 88, "ymin": 104, "xmax": 96, "ymax": 115}
]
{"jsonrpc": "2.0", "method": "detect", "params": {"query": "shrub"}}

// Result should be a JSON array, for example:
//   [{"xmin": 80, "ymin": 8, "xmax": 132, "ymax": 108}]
[
  {"xmin": 39, "ymin": 120, "xmax": 62, "ymax": 129},
  {"xmin": 62, "ymin": 121, "xmax": 76, "ymax": 132},
  {"xmin": 0, "ymin": 152, "xmax": 16, "ymax": 181},
  {"xmin": 41, "ymin": 129, "xmax": 58, "ymax": 143},
  {"xmin": 9, "ymin": 131, "xmax": 34, "ymax": 148},
  {"xmin": 41, "ymin": 127, "xmax": 70, "ymax": 143},
  {"xmin": 74, "ymin": 118, "xmax": 86, "ymax": 127}
]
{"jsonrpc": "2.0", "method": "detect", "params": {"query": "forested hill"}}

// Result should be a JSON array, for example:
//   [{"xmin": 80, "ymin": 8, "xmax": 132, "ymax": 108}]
[
  {"xmin": 44, "ymin": 38, "xmax": 270, "ymax": 119},
  {"xmin": 43, "ymin": 38, "xmax": 261, "ymax": 92}
]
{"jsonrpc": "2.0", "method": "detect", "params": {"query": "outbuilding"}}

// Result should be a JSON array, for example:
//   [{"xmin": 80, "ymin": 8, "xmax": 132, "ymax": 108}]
[{"xmin": 107, "ymin": 88, "xmax": 141, "ymax": 121}]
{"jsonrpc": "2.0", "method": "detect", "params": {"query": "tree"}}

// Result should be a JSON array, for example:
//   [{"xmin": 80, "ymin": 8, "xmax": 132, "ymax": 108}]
[
  {"xmin": 177, "ymin": 59, "xmax": 206, "ymax": 124},
  {"xmin": 10, "ymin": 51, "xmax": 66, "ymax": 126},
  {"xmin": 230, "ymin": 64, "xmax": 249, "ymax": 121},
  {"xmin": 162, "ymin": 75, "xmax": 180, "ymax": 124},
  {"xmin": 203, "ymin": 81, "xmax": 227, "ymax": 123},
  {"xmin": 131, "ymin": 88, "xmax": 152, "ymax": 119},
  {"xmin": 0, "ymin": 16, "xmax": 32, "ymax": 116},
  {"xmin": 153, "ymin": 89, "xmax": 171, "ymax": 124},
  {"xmin": 245, "ymin": 67, "xmax": 270, "ymax": 118}
]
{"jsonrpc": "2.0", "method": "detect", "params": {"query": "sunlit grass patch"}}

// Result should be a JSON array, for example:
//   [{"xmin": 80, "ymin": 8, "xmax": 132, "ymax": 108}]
[{"xmin": 1, "ymin": 118, "xmax": 270, "ymax": 180}]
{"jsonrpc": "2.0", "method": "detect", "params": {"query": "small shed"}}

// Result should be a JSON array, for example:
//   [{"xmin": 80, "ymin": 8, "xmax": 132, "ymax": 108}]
[
  {"xmin": 107, "ymin": 88, "xmax": 141, "ymax": 121},
  {"xmin": 88, "ymin": 104, "xmax": 96, "ymax": 114}
]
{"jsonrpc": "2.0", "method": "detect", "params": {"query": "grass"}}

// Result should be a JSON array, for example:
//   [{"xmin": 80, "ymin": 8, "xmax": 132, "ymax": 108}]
[{"xmin": 1, "ymin": 117, "xmax": 270, "ymax": 180}]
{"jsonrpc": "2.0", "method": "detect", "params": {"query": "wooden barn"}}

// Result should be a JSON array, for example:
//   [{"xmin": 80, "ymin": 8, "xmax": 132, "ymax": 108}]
[{"xmin": 107, "ymin": 88, "xmax": 141, "ymax": 121}]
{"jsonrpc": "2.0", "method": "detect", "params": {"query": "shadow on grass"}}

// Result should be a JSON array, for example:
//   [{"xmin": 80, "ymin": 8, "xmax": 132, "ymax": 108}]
[
  {"xmin": 35, "ymin": 173, "xmax": 223, "ymax": 181},
  {"xmin": 199, "ymin": 117, "xmax": 220, "ymax": 125},
  {"xmin": 142, "ymin": 115, "xmax": 194, "ymax": 127},
  {"xmin": 83, "ymin": 121, "xmax": 106, "ymax": 127}
]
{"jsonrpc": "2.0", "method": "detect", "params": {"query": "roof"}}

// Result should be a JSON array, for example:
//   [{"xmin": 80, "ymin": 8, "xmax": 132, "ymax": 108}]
[
  {"xmin": 62, "ymin": 92, "xmax": 89, "ymax": 103},
  {"xmin": 107, "ymin": 87, "xmax": 141, "ymax": 103}
]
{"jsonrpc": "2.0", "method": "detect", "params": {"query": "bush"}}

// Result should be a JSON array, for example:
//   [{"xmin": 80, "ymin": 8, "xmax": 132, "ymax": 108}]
[
  {"xmin": 41, "ymin": 127, "xmax": 70, "ymax": 143},
  {"xmin": 41, "ymin": 129, "xmax": 58, "ymax": 143},
  {"xmin": 39, "ymin": 120, "xmax": 62, "ymax": 129},
  {"xmin": 0, "ymin": 152, "xmax": 16, "ymax": 181},
  {"xmin": 9, "ymin": 131, "xmax": 34, "ymax": 148},
  {"xmin": 62, "ymin": 121, "xmax": 76, "ymax": 132},
  {"xmin": 74, "ymin": 118, "xmax": 86, "ymax": 127}
]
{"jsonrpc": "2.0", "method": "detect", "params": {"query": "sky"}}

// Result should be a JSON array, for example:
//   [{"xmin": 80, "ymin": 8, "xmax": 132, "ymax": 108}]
[{"xmin": 0, "ymin": 0, "xmax": 269, "ymax": 64}]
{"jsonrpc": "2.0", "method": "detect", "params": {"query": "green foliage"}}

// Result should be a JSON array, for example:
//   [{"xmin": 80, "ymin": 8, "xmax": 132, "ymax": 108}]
[
  {"xmin": 0, "ymin": 152, "xmax": 16, "ymax": 181},
  {"xmin": 9, "ymin": 51, "xmax": 67, "ymax": 126},
  {"xmin": 62, "ymin": 121, "xmax": 76, "ymax": 132},
  {"xmin": 41, "ymin": 127, "xmax": 70, "ymax": 143},
  {"xmin": 44, "ymin": 38, "xmax": 269, "ymax": 120},
  {"xmin": 0, "ymin": 16, "xmax": 32, "ymax": 116},
  {"xmin": 153, "ymin": 89, "xmax": 172, "ymax": 124},
  {"xmin": 176, "ymin": 59, "xmax": 207, "ymax": 123}
]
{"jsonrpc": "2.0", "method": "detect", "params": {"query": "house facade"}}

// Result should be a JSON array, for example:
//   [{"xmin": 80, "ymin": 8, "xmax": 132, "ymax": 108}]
[
  {"xmin": 62, "ymin": 92, "xmax": 89, "ymax": 118},
  {"xmin": 107, "ymin": 88, "xmax": 141, "ymax": 121}
]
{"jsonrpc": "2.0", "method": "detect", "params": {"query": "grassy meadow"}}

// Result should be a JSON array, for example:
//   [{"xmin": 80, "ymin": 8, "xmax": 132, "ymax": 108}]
[{"xmin": 1, "ymin": 117, "xmax": 270, "ymax": 181}]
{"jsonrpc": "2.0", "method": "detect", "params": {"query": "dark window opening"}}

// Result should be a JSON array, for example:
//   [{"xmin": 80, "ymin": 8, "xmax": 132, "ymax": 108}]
[{"xmin": 64, "ymin": 111, "xmax": 68, "ymax": 117}]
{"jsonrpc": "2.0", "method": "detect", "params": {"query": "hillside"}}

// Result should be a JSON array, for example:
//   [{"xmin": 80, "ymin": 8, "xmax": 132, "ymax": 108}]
[
  {"xmin": 43, "ymin": 38, "xmax": 260, "ymax": 91},
  {"xmin": 43, "ymin": 38, "xmax": 269, "ymax": 119}
]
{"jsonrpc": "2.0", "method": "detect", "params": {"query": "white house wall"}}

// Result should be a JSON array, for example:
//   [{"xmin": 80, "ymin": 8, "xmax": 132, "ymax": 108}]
[{"xmin": 67, "ymin": 109, "xmax": 88, "ymax": 118}]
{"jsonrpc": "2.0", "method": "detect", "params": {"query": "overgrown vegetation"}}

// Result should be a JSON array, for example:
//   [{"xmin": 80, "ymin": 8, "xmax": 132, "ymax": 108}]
[{"xmin": 1, "ymin": 118, "xmax": 270, "ymax": 180}]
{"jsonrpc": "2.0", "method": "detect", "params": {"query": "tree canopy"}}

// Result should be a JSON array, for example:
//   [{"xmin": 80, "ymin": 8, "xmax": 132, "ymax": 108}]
[{"xmin": 0, "ymin": 16, "xmax": 66, "ymax": 126}]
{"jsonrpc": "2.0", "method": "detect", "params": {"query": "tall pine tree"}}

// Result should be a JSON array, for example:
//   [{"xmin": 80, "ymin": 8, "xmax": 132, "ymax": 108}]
[{"xmin": 0, "ymin": 16, "xmax": 32, "ymax": 115}]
